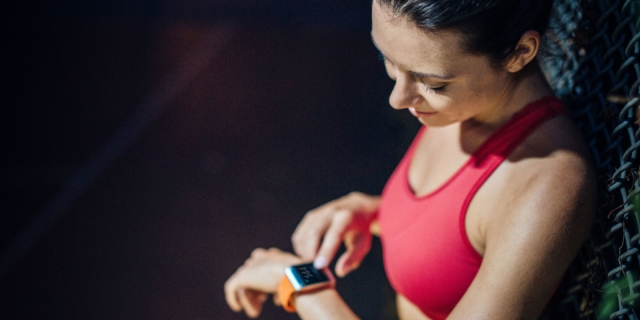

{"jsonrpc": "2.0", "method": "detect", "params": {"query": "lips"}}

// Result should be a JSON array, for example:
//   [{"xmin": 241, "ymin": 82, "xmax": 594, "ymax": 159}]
[{"xmin": 409, "ymin": 107, "xmax": 436, "ymax": 118}]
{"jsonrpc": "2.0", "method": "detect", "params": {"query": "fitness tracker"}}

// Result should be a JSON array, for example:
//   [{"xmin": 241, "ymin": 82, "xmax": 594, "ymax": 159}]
[{"xmin": 276, "ymin": 262, "xmax": 336, "ymax": 312}]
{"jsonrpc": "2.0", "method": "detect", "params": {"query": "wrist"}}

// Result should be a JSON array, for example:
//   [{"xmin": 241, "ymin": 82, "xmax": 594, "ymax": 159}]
[
  {"xmin": 294, "ymin": 288, "xmax": 360, "ymax": 320},
  {"xmin": 274, "ymin": 256, "xmax": 304, "ymax": 276},
  {"xmin": 277, "ymin": 262, "xmax": 335, "ymax": 312},
  {"xmin": 293, "ymin": 287, "xmax": 338, "ymax": 308}
]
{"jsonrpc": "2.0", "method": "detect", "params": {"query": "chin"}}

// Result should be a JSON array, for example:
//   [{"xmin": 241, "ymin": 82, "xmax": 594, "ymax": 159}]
[{"xmin": 417, "ymin": 116, "xmax": 457, "ymax": 128}]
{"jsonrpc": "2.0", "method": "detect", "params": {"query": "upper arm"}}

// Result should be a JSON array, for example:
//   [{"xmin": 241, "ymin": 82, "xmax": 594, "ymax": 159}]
[{"xmin": 448, "ymin": 154, "xmax": 596, "ymax": 319}]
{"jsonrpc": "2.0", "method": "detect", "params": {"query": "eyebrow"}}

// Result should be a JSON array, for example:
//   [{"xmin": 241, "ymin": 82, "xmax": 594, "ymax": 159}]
[
  {"xmin": 370, "ymin": 32, "xmax": 455, "ymax": 81},
  {"xmin": 409, "ymin": 70, "xmax": 454, "ymax": 80}
]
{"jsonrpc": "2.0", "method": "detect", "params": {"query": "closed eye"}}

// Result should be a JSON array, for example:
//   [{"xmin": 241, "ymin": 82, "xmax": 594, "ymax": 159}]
[
  {"xmin": 417, "ymin": 77, "xmax": 446, "ymax": 93},
  {"xmin": 426, "ymin": 85, "xmax": 446, "ymax": 93}
]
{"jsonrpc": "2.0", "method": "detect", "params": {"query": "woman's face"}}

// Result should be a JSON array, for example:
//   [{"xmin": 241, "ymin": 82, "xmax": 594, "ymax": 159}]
[{"xmin": 371, "ymin": 1, "xmax": 514, "ymax": 127}]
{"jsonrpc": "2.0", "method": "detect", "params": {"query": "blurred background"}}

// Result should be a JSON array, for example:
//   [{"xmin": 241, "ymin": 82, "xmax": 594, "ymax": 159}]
[{"xmin": 0, "ymin": 1, "xmax": 421, "ymax": 319}]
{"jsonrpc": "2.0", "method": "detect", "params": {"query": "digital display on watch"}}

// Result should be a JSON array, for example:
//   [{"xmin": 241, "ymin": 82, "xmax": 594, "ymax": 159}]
[{"xmin": 290, "ymin": 263, "xmax": 329, "ymax": 286}]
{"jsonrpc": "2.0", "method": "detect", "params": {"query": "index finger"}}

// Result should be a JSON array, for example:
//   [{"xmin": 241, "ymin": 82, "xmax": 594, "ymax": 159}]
[
  {"xmin": 313, "ymin": 209, "xmax": 353, "ymax": 269},
  {"xmin": 291, "ymin": 208, "xmax": 332, "ymax": 260},
  {"xmin": 224, "ymin": 276, "xmax": 242, "ymax": 312}
]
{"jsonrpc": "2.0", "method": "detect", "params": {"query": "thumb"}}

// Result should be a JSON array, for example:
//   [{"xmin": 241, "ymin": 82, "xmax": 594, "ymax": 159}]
[{"xmin": 335, "ymin": 231, "xmax": 372, "ymax": 277}]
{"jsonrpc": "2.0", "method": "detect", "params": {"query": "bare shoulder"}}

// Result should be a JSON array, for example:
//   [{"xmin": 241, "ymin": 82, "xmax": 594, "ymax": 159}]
[
  {"xmin": 508, "ymin": 113, "xmax": 595, "ymax": 197},
  {"xmin": 491, "ymin": 113, "xmax": 596, "ymax": 242}
]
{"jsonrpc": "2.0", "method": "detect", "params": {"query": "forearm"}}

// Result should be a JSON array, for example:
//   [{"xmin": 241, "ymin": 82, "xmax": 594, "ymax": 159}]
[{"xmin": 295, "ymin": 289, "xmax": 360, "ymax": 320}]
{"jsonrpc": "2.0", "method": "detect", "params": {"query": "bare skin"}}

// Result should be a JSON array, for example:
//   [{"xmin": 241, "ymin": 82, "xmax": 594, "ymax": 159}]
[{"xmin": 224, "ymin": 1, "xmax": 596, "ymax": 319}]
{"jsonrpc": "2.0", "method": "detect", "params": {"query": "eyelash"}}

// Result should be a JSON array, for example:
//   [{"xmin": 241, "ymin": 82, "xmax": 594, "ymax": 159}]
[
  {"xmin": 378, "ymin": 53, "xmax": 446, "ymax": 93},
  {"xmin": 419, "ymin": 78, "xmax": 446, "ymax": 93}
]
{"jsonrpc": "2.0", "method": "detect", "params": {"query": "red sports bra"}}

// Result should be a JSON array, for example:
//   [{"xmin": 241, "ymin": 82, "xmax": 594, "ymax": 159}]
[{"xmin": 377, "ymin": 97, "xmax": 568, "ymax": 319}]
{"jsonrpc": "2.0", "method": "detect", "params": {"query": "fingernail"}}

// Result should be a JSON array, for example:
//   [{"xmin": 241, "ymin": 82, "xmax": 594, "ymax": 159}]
[{"xmin": 314, "ymin": 257, "xmax": 327, "ymax": 269}]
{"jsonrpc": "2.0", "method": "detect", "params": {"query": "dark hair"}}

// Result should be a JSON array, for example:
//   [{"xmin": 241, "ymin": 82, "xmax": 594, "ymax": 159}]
[{"xmin": 376, "ymin": 0, "xmax": 554, "ymax": 67}]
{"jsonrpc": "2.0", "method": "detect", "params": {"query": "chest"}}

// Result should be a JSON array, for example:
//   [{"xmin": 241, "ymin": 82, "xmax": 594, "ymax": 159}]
[
  {"xmin": 406, "ymin": 127, "xmax": 508, "ymax": 256},
  {"xmin": 377, "ymin": 123, "xmax": 535, "ymax": 317},
  {"xmin": 408, "ymin": 129, "xmax": 470, "ymax": 197}
]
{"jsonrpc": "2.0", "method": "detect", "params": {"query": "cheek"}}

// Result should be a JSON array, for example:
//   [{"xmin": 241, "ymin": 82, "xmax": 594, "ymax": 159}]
[
  {"xmin": 426, "ymin": 89, "xmax": 485, "ymax": 122},
  {"xmin": 424, "ymin": 91, "xmax": 455, "ymax": 109},
  {"xmin": 443, "ymin": 80, "xmax": 493, "ymax": 111},
  {"xmin": 469, "ymin": 70, "xmax": 510, "ymax": 99}
]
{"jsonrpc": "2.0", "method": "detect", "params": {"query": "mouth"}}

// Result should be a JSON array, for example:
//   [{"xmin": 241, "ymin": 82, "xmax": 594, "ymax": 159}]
[{"xmin": 409, "ymin": 107, "xmax": 437, "ymax": 118}]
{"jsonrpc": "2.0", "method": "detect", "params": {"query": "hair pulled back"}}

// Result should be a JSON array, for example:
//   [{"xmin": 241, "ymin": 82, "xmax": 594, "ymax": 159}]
[{"xmin": 376, "ymin": 0, "xmax": 554, "ymax": 67}]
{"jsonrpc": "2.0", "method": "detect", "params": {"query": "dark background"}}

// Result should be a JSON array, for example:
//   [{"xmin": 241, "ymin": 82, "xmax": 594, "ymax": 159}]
[{"xmin": 1, "ymin": 1, "xmax": 421, "ymax": 319}]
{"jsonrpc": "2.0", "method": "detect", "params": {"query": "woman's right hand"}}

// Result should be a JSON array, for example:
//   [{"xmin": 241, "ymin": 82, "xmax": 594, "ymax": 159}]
[{"xmin": 291, "ymin": 192, "xmax": 380, "ymax": 277}]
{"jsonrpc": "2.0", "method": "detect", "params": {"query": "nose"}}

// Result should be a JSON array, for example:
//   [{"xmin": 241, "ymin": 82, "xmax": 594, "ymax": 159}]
[{"xmin": 388, "ymin": 72, "xmax": 424, "ymax": 110}]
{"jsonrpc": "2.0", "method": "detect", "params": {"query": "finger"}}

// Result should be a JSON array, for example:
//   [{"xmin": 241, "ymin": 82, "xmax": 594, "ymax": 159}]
[
  {"xmin": 244, "ymin": 248, "xmax": 267, "ymax": 267},
  {"xmin": 273, "ymin": 293, "xmax": 282, "ymax": 306},
  {"xmin": 224, "ymin": 278, "xmax": 242, "ymax": 312},
  {"xmin": 251, "ymin": 290, "xmax": 268, "ymax": 304},
  {"xmin": 292, "ymin": 208, "xmax": 332, "ymax": 260},
  {"xmin": 238, "ymin": 289, "xmax": 262, "ymax": 318},
  {"xmin": 335, "ymin": 231, "xmax": 372, "ymax": 277},
  {"xmin": 247, "ymin": 290, "xmax": 267, "ymax": 317},
  {"xmin": 314, "ymin": 209, "xmax": 353, "ymax": 269},
  {"xmin": 250, "ymin": 247, "xmax": 266, "ymax": 258}
]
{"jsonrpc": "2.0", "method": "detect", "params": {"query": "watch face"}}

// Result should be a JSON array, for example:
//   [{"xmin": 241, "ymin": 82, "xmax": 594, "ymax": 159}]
[{"xmin": 287, "ymin": 263, "xmax": 330, "ymax": 288}]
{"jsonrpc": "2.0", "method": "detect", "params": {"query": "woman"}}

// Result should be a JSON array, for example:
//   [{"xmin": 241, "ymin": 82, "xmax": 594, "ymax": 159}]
[{"xmin": 225, "ymin": 0, "xmax": 596, "ymax": 318}]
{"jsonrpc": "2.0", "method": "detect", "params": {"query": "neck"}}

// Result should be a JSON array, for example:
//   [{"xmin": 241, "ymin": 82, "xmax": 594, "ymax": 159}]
[{"xmin": 465, "ymin": 62, "xmax": 554, "ymax": 131}]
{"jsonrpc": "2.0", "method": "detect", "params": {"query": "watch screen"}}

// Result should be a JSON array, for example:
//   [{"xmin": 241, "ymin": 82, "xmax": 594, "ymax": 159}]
[{"xmin": 291, "ymin": 263, "xmax": 329, "ymax": 286}]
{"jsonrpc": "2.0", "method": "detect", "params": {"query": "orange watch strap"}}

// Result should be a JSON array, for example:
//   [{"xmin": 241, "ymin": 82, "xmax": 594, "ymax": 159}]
[{"xmin": 277, "ymin": 275, "xmax": 297, "ymax": 312}]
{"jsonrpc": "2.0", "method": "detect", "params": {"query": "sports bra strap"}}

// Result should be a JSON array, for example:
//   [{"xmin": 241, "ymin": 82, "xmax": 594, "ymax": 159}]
[{"xmin": 473, "ymin": 96, "xmax": 568, "ymax": 164}]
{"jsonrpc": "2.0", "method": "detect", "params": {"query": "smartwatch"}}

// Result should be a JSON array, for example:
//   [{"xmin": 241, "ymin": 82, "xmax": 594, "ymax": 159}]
[{"xmin": 276, "ymin": 262, "xmax": 336, "ymax": 312}]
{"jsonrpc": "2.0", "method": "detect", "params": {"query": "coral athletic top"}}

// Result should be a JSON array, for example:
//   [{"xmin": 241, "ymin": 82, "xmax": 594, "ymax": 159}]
[{"xmin": 377, "ymin": 97, "xmax": 568, "ymax": 320}]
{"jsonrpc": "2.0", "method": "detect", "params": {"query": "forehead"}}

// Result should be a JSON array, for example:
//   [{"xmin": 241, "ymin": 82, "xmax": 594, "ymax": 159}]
[{"xmin": 371, "ymin": 1, "xmax": 468, "ymax": 71}]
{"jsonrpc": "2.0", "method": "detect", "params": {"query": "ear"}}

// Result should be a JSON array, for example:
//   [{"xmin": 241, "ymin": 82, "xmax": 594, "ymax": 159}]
[{"xmin": 504, "ymin": 30, "xmax": 540, "ymax": 73}]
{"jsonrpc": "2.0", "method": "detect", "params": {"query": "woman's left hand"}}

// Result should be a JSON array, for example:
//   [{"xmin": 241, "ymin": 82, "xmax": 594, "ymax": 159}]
[{"xmin": 224, "ymin": 248, "xmax": 303, "ymax": 318}]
